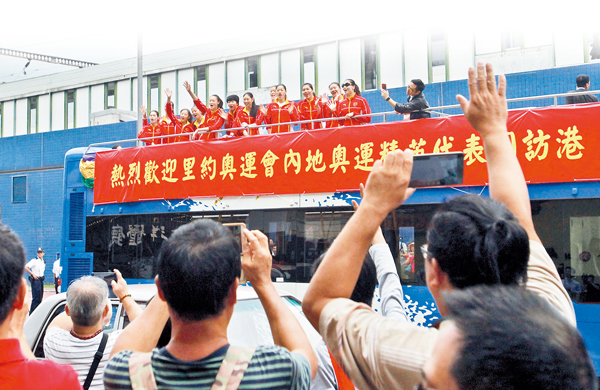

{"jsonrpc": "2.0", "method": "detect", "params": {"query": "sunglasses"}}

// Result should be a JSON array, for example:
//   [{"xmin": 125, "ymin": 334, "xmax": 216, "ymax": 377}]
[{"xmin": 342, "ymin": 82, "xmax": 353, "ymax": 88}]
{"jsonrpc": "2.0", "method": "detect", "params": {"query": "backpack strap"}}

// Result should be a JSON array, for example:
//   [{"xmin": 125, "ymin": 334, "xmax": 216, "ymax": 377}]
[
  {"xmin": 211, "ymin": 346, "xmax": 255, "ymax": 390},
  {"xmin": 129, "ymin": 352, "xmax": 158, "ymax": 390},
  {"xmin": 83, "ymin": 332, "xmax": 109, "ymax": 390}
]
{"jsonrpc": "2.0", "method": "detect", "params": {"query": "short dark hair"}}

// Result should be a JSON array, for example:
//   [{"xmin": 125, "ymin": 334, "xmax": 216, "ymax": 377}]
[
  {"xmin": 157, "ymin": 219, "xmax": 241, "ymax": 321},
  {"xmin": 445, "ymin": 286, "xmax": 598, "ymax": 390},
  {"xmin": 411, "ymin": 79, "xmax": 426, "ymax": 92},
  {"xmin": 312, "ymin": 251, "xmax": 377, "ymax": 306},
  {"xmin": 226, "ymin": 95, "xmax": 239, "ymax": 104},
  {"xmin": 576, "ymin": 75, "xmax": 590, "ymax": 88},
  {"xmin": 427, "ymin": 194, "xmax": 529, "ymax": 289},
  {"xmin": 0, "ymin": 223, "xmax": 26, "ymax": 323}
]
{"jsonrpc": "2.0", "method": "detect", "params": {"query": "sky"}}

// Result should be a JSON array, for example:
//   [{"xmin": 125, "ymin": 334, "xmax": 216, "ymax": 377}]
[{"xmin": 0, "ymin": 0, "xmax": 598, "ymax": 84}]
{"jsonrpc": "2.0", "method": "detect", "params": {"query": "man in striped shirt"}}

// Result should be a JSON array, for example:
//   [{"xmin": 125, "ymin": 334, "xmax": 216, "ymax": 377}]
[
  {"xmin": 103, "ymin": 220, "xmax": 316, "ymax": 389},
  {"xmin": 44, "ymin": 271, "xmax": 143, "ymax": 390}
]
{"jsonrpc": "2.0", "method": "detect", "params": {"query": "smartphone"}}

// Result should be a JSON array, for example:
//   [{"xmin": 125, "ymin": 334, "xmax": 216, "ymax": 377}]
[
  {"xmin": 93, "ymin": 271, "xmax": 117, "ymax": 298},
  {"xmin": 223, "ymin": 223, "xmax": 247, "ymax": 252},
  {"xmin": 409, "ymin": 152, "xmax": 464, "ymax": 188},
  {"xmin": 382, "ymin": 83, "xmax": 387, "ymax": 90}
]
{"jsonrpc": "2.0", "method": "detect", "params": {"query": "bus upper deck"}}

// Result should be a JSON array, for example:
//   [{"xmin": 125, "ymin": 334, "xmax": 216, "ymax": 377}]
[{"xmin": 62, "ymin": 100, "xmax": 600, "ymax": 372}]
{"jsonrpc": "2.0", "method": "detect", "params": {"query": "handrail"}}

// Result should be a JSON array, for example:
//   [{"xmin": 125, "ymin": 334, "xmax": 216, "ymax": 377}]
[{"xmin": 85, "ymin": 90, "xmax": 600, "ymax": 153}]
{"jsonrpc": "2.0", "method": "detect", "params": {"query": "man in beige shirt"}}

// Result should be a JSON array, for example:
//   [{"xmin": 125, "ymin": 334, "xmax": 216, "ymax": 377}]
[{"xmin": 303, "ymin": 63, "xmax": 576, "ymax": 390}]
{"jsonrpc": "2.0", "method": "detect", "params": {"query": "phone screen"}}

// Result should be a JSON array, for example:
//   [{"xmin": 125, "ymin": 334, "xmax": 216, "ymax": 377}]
[
  {"xmin": 409, "ymin": 152, "xmax": 464, "ymax": 188},
  {"xmin": 223, "ymin": 223, "xmax": 246, "ymax": 252},
  {"xmin": 92, "ymin": 271, "xmax": 117, "ymax": 298}
]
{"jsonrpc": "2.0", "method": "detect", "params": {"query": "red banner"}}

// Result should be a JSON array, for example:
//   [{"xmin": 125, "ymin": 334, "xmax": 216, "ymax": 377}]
[{"xmin": 94, "ymin": 104, "xmax": 600, "ymax": 205}]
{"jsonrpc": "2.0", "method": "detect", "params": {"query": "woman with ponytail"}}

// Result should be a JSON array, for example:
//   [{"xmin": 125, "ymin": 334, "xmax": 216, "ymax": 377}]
[
  {"xmin": 424, "ymin": 194, "xmax": 530, "ymax": 293},
  {"xmin": 336, "ymin": 79, "xmax": 371, "ymax": 126},
  {"xmin": 234, "ymin": 92, "xmax": 264, "ymax": 136},
  {"xmin": 303, "ymin": 63, "xmax": 577, "ymax": 390},
  {"xmin": 183, "ymin": 81, "xmax": 226, "ymax": 140}
]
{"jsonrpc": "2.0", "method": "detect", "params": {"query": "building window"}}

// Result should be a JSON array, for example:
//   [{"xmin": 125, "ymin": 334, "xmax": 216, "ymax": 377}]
[
  {"xmin": 105, "ymin": 82, "xmax": 116, "ymax": 109},
  {"xmin": 503, "ymin": 31, "xmax": 522, "ymax": 50},
  {"xmin": 363, "ymin": 37, "xmax": 378, "ymax": 91},
  {"xmin": 195, "ymin": 66, "xmax": 207, "ymax": 102},
  {"xmin": 28, "ymin": 96, "xmax": 38, "ymax": 134},
  {"xmin": 148, "ymin": 75, "xmax": 160, "ymax": 112},
  {"xmin": 589, "ymin": 32, "xmax": 600, "ymax": 61},
  {"xmin": 430, "ymin": 32, "xmax": 447, "ymax": 83},
  {"xmin": 65, "ymin": 90, "xmax": 76, "ymax": 129},
  {"xmin": 12, "ymin": 176, "xmax": 27, "ymax": 203},
  {"xmin": 302, "ymin": 47, "xmax": 316, "ymax": 87},
  {"xmin": 247, "ymin": 57, "xmax": 259, "ymax": 89}
]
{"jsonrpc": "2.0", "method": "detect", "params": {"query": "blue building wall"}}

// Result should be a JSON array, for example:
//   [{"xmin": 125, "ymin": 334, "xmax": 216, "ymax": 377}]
[
  {"xmin": 364, "ymin": 61, "xmax": 600, "ymax": 120},
  {"xmin": 0, "ymin": 62, "xmax": 599, "ymax": 280},
  {"xmin": 0, "ymin": 122, "xmax": 136, "ymax": 280}
]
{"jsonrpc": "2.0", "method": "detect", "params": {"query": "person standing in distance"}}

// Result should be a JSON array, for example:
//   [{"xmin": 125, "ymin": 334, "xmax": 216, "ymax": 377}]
[
  {"xmin": 381, "ymin": 79, "xmax": 431, "ymax": 120},
  {"xmin": 25, "ymin": 247, "xmax": 46, "ymax": 314},
  {"xmin": 53, "ymin": 256, "xmax": 62, "ymax": 294},
  {"xmin": 565, "ymin": 74, "xmax": 599, "ymax": 104}
]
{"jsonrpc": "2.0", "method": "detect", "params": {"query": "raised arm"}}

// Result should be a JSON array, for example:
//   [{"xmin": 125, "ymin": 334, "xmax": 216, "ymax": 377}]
[
  {"xmin": 351, "ymin": 185, "xmax": 407, "ymax": 320},
  {"xmin": 456, "ymin": 63, "xmax": 539, "ymax": 243},
  {"xmin": 109, "ymin": 294, "xmax": 169, "ymax": 359},
  {"xmin": 457, "ymin": 63, "xmax": 575, "ymax": 324},
  {"xmin": 183, "ymin": 81, "xmax": 198, "ymax": 100},
  {"xmin": 302, "ymin": 150, "xmax": 414, "ymax": 329},
  {"xmin": 165, "ymin": 89, "xmax": 178, "ymax": 125},
  {"xmin": 242, "ymin": 229, "xmax": 318, "ymax": 379},
  {"xmin": 111, "ymin": 269, "xmax": 143, "ymax": 322}
]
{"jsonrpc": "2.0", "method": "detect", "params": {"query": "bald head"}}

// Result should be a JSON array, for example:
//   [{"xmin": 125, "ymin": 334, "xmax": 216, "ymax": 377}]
[{"xmin": 66, "ymin": 276, "xmax": 109, "ymax": 327}]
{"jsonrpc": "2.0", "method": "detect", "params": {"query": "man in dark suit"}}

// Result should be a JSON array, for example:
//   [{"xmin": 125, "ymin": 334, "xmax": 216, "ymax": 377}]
[
  {"xmin": 565, "ymin": 74, "xmax": 598, "ymax": 104},
  {"xmin": 381, "ymin": 79, "xmax": 431, "ymax": 120}
]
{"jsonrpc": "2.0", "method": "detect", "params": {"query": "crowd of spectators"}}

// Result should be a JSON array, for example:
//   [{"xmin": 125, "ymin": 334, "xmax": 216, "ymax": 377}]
[{"xmin": 2, "ymin": 63, "xmax": 598, "ymax": 390}]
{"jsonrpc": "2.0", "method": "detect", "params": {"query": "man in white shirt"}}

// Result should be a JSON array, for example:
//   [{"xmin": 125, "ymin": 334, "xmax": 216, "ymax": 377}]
[
  {"xmin": 44, "ymin": 270, "xmax": 143, "ymax": 390},
  {"xmin": 53, "ymin": 257, "xmax": 62, "ymax": 294},
  {"xmin": 25, "ymin": 247, "xmax": 46, "ymax": 314}
]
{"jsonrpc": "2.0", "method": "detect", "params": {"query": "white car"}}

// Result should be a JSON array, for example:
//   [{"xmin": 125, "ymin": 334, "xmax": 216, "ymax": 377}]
[{"xmin": 24, "ymin": 284, "xmax": 322, "ymax": 358}]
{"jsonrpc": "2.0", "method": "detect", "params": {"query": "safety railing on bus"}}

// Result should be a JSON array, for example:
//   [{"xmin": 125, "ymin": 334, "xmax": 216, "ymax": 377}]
[{"xmin": 85, "ymin": 89, "xmax": 599, "ymax": 153}]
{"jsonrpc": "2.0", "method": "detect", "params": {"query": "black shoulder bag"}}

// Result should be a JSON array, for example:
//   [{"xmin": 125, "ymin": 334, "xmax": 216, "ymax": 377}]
[{"xmin": 83, "ymin": 332, "xmax": 109, "ymax": 390}]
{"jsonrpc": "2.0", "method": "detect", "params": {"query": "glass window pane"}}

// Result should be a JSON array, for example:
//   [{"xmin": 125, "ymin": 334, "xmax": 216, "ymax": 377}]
[
  {"xmin": 196, "ymin": 66, "xmax": 206, "ymax": 81},
  {"xmin": 67, "ymin": 102, "xmax": 75, "ymax": 129},
  {"xmin": 431, "ymin": 33, "xmax": 446, "ymax": 66},
  {"xmin": 247, "ymin": 58, "xmax": 258, "ymax": 88},
  {"xmin": 150, "ymin": 87, "xmax": 159, "ymax": 112},
  {"xmin": 363, "ymin": 38, "xmax": 377, "ymax": 90},
  {"xmin": 504, "ymin": 31, "xmax": 522, "ymax": 50},
  {"xmin": 13, "ymin": 176, "xmax": 27, "ymax": 203}
]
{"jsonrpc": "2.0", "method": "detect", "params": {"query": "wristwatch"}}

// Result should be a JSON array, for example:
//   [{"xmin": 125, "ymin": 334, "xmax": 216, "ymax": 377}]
[{"xmin": 386, "ymin": 97, "xmax": 391, "ymax": 101}]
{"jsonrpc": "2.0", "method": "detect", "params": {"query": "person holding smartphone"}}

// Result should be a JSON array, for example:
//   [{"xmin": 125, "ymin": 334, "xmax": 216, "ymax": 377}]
[{"xmin": 381, "ymin": 79, "xmax": 431, "ymax": 120}]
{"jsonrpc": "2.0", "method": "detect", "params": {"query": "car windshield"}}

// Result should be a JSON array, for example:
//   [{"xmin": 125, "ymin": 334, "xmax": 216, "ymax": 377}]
[{"xmin": 228, "ymin": 297, "xmax": 321, "ymax": 347}]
